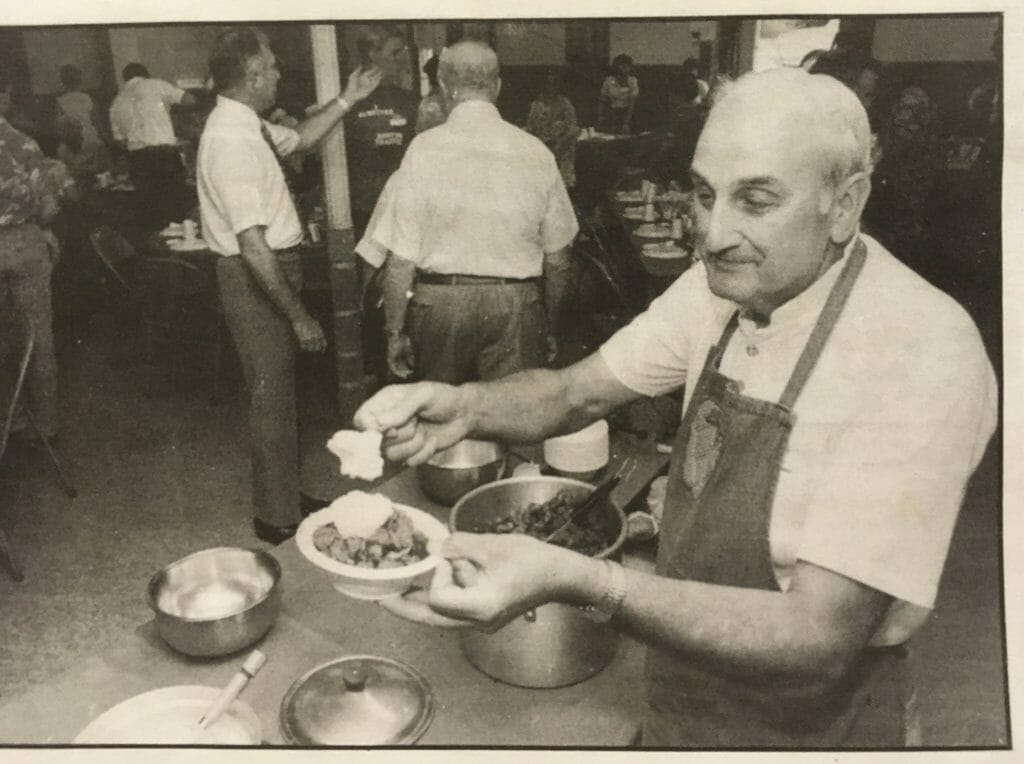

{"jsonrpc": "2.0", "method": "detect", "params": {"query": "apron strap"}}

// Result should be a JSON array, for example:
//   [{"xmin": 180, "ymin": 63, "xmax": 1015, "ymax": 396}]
[
  {"xmin": 709, "ymin": 312, "xmax": 741, "ymax": 371},
  {"xmin": 778, "ymin": 238, "xmax": 868, "ymax": 409}
]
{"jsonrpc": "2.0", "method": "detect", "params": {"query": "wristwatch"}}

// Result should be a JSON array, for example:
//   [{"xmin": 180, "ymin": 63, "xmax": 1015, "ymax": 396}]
[{"xmin": 579, "ymin": 559, "xmax": 627, "ymax": 624}]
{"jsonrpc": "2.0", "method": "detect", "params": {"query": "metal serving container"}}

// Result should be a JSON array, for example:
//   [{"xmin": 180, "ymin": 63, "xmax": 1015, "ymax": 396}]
[
  {"xmin": 146, "ymin": 547, "xmax": 282, "ymax": 657},
  {"xmin": 449, "ymin": 476, "xmax": 627, "ymax": 688},
  {"xmin": 279, "ymin": 655, "xmax": 434, "ymax": 745},
  {"xmin": 416, "ymin": 439, "xmax": 507, "ymax": 506}
]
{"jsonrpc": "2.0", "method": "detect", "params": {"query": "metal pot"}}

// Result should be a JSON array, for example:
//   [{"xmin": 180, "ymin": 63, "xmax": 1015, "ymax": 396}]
[
  {"xmin": 146, "ymin": 547, "xmax": 282, "ymax": 657},
  {"xmin": 449, "ymin": 476, "xmax": 627, "ymax": 688},
  {"xmin": 417, "ymin": 439, "xmax": 507, "ymax": 506}
]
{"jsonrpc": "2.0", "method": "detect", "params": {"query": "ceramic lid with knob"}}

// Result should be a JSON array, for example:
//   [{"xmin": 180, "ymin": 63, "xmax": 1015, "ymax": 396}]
[{"xmin": 279, "ymin": 655, "xmax": 434, "ymax": 746}]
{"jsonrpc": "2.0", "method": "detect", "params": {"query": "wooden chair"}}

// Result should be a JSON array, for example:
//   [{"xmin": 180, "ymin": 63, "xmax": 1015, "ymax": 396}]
[{"xmin": 0, "ymin": 308, "xmax": 77, "ymax": 581}]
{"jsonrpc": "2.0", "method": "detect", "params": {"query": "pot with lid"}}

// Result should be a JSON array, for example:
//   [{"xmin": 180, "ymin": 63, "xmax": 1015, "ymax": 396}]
[
  {"xmin": 279, "ymin": 655, "xmax": 434, "ymax": 746},
  {"xmin": 449, "ymin": 476, "xmax": 628, "ymax": 688}
]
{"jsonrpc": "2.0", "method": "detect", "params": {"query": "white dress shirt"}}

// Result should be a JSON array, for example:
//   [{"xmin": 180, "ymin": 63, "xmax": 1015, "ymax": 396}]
[
  {"xmin": 363, "ymin": 100, "xmax": 578, "ymax": 278},
  {"xmin": 197, "ymin": 96, "xmax": 303, "ymax": 256},
  {"xmin": 600, "ymin": 233, "xmax": 998, "ymax": 646},
  {"xmin": 109, "ymin": 77, "xmax": 186, "ymax": 151}
]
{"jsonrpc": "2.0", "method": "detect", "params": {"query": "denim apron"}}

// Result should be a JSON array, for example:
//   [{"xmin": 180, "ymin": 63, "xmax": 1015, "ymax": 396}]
[{"xmin": 643, "ymin": 240, "xmax": 914, "ymax": 747}]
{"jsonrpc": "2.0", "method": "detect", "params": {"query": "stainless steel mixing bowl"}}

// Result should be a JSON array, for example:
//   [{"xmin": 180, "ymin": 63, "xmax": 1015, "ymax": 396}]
[
  {"xmin": 146, "ymin": 547, "xmax": 282, "ymax": 657},
  {"xmin": 416, "ymin": 439, "xmax": 507, "ymax": 506}
]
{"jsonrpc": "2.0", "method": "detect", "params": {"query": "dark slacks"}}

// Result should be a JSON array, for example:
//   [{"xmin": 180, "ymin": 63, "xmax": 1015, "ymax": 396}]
[{"xmin": 216, "ymin": 252, "xmax": 303, "ymax": 528}]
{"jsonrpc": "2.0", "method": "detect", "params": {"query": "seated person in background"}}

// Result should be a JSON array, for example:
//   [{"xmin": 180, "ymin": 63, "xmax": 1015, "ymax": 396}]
[
  {"xmin": 55, "ymin": 64, "xmax": 108, "ymax": 176},
  {"xmin": 597, "ymin": 54, "xmax": 639, "ymax": 135},
  {"xmin": 526, "ymin": 69, "xmax": 579, "ymax": 192},
  {"xmin": 415, "ymin": 55, "xmax": 446, "ymax": 134}
]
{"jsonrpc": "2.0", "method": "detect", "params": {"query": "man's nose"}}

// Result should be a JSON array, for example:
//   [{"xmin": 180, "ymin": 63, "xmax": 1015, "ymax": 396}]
[{"xmin": 698, "ymin": 200, "xmax": 742, "ymax": 255}]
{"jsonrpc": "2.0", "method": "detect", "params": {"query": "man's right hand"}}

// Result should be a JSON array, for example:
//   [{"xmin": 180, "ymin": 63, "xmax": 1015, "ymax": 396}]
[
  {"xmin": 354, "ymin": 382, "xmax": 470, "ymax": 465},
  {"xmin": 387, "ymin": 332, "xmax": 415, "ymax": 380},
  {"xmin": 292, "ymin": 316, "xmax": 327, "ymax": 352}
]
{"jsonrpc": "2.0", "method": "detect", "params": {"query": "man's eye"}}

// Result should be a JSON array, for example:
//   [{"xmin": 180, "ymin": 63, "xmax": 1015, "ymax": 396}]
[
  {"xmin": 694, "ymin": 189, "xmax": 714, "ymax": 209},
  {"xmin": 739, "ymin": 193, "xmax": 775, "ymax": 212}
]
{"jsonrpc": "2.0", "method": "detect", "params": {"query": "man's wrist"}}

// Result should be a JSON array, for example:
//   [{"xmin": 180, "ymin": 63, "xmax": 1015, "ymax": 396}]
[{"xmin": 336, "ymin": 95, "xmax": 351, "ymax": 113}]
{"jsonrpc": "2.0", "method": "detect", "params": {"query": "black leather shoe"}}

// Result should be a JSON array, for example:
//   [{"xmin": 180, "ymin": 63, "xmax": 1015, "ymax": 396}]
[{"xmin": 253, "ymin": 518, "xmax": 298, "ymax": 545}]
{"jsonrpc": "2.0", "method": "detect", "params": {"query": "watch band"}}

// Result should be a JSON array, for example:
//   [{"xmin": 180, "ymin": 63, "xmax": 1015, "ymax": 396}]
[{"xmin": 580, "ymin": 559, "xmax": 627, "ymax": 624}]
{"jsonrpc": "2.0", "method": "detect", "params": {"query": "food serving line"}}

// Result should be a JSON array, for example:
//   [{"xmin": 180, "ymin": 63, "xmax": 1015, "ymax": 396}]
[{"xmin": 0, "ymin": 435, "xmax": 668, "ymax": 746}]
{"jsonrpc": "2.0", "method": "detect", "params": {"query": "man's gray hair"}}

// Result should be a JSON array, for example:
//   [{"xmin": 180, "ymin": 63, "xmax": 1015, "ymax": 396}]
[
  {"xmin": 710, "ymin": 67, "xmax": 873, "ymax": 187},
  {"xmin": 438, "ymin": 40, "xmax": 499, "ymax": 94}
]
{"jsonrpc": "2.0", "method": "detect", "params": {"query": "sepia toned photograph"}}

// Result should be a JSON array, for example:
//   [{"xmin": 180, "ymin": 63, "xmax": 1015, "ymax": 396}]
[{"xmin": 0, "ymin": 1, "xmax": 1011, "ymax": 756}]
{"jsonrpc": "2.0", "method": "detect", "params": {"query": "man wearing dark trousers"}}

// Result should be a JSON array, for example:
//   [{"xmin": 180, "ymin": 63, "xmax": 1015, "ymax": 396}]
[
  {"xmin": 109, "ymin": 63, "xmax": 196, "ymax": 234},
  {"xmin": 197, "ymin": 28, "xmax": 381, "ymax": 543}
]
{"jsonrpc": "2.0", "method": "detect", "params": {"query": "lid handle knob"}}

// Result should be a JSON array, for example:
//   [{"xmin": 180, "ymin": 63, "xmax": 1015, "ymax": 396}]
[{"xmin": 343, "ymin": 666, "xmax": 368, "ymax": 692}]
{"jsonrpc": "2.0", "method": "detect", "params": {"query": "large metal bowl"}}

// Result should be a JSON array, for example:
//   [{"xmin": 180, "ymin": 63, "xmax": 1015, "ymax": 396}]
[
  {"xmin": 449, "ymin": 476, "xmax": 626, "ymax": 687},
  {"xmin": 147, "ymin": 547, "xmax": 282, "ymax": 657},
  {"xmin": 416, "ymin": 439, "xmax": 506, "ymax": 506}
]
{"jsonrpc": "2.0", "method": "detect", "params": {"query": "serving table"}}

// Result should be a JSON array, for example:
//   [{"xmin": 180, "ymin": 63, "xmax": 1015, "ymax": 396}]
[{"xmin": 0, "ymin": 438, "xmax": 668, "ymax": 746}]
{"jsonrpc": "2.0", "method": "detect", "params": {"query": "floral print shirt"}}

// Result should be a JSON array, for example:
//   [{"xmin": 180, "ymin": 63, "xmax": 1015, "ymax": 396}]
[{"xmin": 0, "ymin": 117, "xmax": 49, "ymax": 227}]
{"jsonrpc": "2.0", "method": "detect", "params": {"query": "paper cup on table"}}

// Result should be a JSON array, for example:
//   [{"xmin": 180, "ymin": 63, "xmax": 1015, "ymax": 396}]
[{"xmin": 543, "ymin": 419, "xmax": 610, "ymax": 481}]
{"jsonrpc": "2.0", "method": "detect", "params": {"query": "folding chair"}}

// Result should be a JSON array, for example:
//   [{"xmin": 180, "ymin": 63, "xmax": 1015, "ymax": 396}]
[{"xmin": 0, "ymin": 309, "xmax": 77, "ymax": 581}]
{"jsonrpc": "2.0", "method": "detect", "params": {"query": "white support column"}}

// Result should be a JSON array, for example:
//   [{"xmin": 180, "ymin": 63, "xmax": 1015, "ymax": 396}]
[{"xmin": 310, "ymin": 24, "xmax": 352, "ymax": 230}]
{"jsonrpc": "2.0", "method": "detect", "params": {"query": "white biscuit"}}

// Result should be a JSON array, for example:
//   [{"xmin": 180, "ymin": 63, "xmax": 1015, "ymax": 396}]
[{"xmin": 326, "ymin": 430, "xmax": 385, "ymax": 481}]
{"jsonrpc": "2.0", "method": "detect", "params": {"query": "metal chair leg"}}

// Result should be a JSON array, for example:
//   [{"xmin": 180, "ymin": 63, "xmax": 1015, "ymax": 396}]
[
  {"xmin": 23, "ymin": 407, "xmax": 77, "ymax": 499},
  {"xmin": 0, "ymin": 526, "xmax": 24, "ymax": 582}
]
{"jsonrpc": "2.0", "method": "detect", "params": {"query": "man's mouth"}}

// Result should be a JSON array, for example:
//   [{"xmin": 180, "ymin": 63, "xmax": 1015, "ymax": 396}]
[{"xmin": 706, "ymin": 251, "xmax": 756, "ymax": 270}]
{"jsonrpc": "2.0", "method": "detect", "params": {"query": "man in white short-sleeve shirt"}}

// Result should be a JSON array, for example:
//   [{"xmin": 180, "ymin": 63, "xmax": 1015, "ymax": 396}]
[
  {"xmin": 359, "ymin": 39, "xmax": 578, "ymax": 384},
  {"xmin": 197, "ymin": 27, "xmax": 381, "ymax": 544},
  {"xmin": 351, "ymin": 68, "xmax": 997, "ymax": 747},
  {"xmin": 109, "ymin": 62, "xmax": 196, "ymax": 232}
]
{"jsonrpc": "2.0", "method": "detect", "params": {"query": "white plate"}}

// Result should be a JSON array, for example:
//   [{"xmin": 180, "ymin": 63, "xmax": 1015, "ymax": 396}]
[
  {"xmin": 166, "ymin": 238, "xmax": 209, "ymax": 252},
  {"xmin": 634, "ymin": 224, "xmax": 673, "ymax": 239},
  {"xmin": 74, "ymin": 685, "xmax": 261, "ymax": 744}
]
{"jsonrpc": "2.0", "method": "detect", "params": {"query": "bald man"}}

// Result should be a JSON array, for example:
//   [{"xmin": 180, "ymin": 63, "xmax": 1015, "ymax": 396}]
[
  {"xmin": 360, "ymin": 40, "xmax": 578, "ymax": 384},
  {"xmin": 354, "ymin": 68, "xmax": 997, "ymax": 747}
]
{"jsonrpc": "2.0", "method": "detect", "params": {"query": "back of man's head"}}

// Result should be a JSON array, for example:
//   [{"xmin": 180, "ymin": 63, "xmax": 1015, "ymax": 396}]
[
  {"xmin": 122, "ymin": 63, "xmax": 149, "ymax": 82},
  {"xmin": 209, "ymin": 28, "xmax": 268, "ymax": 93},
  {"xmin": 708, "ymin": 67, "xmax": 872, "ymax": 187},
  {"xmin": 439, "ymin": 40, "xmax": 499, "ymax": 100}
]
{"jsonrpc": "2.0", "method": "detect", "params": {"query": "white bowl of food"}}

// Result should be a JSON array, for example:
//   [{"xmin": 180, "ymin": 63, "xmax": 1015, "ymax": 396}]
[{"xmin": 296, "ymin": 491, "xmax": 449, "ymax": 600}]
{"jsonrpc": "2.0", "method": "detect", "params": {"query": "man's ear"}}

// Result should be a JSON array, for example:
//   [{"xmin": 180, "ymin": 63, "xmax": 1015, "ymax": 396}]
[{"xmin": 830, "ymin": 171, "xmax": 871, "ymax": 245}]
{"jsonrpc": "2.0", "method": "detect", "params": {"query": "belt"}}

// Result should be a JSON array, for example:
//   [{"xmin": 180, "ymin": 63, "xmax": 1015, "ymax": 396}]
[{"xmin": 416, "ymin": 272, "xmax": 538, "ymax": 286}]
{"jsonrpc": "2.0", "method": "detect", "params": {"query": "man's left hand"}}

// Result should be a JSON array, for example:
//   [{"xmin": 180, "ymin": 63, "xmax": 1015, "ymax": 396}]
[
  {"xmin": 379, "ymin": 532, "xmax": 593, "ymax": 632},
  {"xmin": 343, "ymin": 66, "xmax": 384, "ymax": 105}
]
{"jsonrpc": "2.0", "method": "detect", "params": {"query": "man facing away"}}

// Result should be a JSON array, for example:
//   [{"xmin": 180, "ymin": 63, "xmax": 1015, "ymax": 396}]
[
  {"xmin": 109, "ymin": 62, "xmax": 196, "ymax": 234},
  {"xmin": 359, "ymin": 40, "xmax": 578, "ymax": 385}
]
